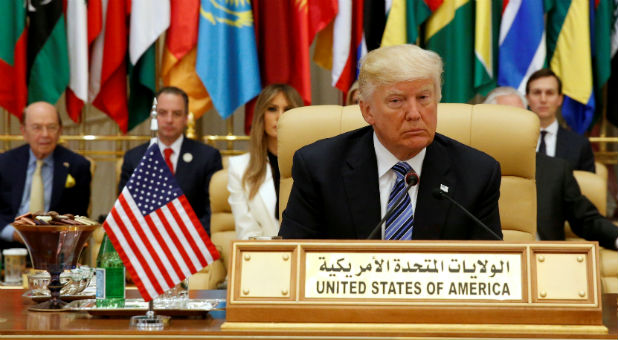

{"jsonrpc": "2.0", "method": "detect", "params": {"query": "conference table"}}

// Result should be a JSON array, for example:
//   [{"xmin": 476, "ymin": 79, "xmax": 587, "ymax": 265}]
[{"xmin": 0, "ymin": 286, "xmax": 616, "ymax": 339}]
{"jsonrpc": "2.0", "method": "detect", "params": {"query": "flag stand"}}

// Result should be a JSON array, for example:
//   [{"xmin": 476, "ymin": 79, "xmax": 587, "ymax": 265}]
[{"xmin": 129, "ymin": 301, "xmax": 170, "ymax": 330}]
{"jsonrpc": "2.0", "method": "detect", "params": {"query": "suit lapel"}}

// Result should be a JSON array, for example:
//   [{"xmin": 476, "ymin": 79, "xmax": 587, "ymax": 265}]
[
  {"xmin": 342, "ymin": 128, "xmax": 381, "ymax": 238},
  {"xmin": 12, "ymin": 146, "xmax": 30, "ymax": 212},
  {"xmin": 175, "ymin": 138, "xmax": 192, "ymax": 189},
  {"xmin": 413, "ymin": 136, "xmax": 454, "ymax": 239},
  {"xmin": 51, "ymin": 148, "xmax": 68, "ymax": 208},
  {"xmin": 554, "ymin": 126, "xmax": 568, "ymax": 159}
]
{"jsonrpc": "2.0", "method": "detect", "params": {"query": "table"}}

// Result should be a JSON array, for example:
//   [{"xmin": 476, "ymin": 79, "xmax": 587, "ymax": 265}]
[{"xmin": 0, "ymin": 288, "xmax": 615, "ymax": 339}]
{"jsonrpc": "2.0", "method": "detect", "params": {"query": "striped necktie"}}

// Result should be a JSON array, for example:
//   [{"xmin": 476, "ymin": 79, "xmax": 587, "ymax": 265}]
[{"xmin": 384, "ymin": 162, "xmax": 414, "ymax": 240}]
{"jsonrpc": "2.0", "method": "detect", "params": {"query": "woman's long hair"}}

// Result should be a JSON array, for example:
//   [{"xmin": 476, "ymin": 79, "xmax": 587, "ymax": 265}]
[{"xmin": 242, "ymin": 84, "xmax": 303, "ymax": 199}]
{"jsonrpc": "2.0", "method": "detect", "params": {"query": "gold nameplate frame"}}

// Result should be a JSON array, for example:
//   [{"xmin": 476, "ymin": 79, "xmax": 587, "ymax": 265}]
[{"xmin": 224, "ymin": 240, "xmax": 604, "ymax": 333}]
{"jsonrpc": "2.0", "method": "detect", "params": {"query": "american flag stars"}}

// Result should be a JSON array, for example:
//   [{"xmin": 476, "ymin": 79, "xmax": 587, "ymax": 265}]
[{"xmin": 127, "ymin": 150, "xmax": 182, "ymax": 215}]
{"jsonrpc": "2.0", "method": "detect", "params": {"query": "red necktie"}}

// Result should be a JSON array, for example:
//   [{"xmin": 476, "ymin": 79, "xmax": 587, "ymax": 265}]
[{"xmin": 164, "ymin": 148, "xmax": 174, "ymax": 174}]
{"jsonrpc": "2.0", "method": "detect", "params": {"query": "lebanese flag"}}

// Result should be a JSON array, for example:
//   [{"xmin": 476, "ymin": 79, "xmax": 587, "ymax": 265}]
[
  {"xmin": 161, "ymin": 0, "xmax": 212, "ymax": 119},
  {"xmin": 89, "ymin": 0, "xmax": 129, "ymax": 133},
  {"xmin": 0, "ymin": 1, "xmax": 27, "ymax": 119},
  {"xmin": 66, "ymin": 0, "xmax": 102, "ymax": 123}
]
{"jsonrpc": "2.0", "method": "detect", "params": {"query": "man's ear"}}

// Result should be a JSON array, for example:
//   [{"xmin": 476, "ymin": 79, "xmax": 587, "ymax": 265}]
[
  {"xmin": 558, "ymin": 93, "xmax": 564, "ymax": 106},
  {"xmin": 360, "ymin": 100, "xmax": 374, "ymax": 125}
]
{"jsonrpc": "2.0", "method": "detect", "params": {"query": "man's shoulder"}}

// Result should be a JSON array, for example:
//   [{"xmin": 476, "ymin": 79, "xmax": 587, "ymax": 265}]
[
  {"xmin": 125, "ymin": 142, "xmax": 149, "ymax": 158},
  {"xmin": 0, "ymin": 144, "xmax": 28, "ymax": 161},
  {"xmin": 558, "ymin": 125, "xmax": 589, "ymax": 146},
  {"xmin": 54, "ymin": 144, "xmax": 86, "ymax": 158},
  {"xmin": 182, "ymin": 138, "xmax": 220, "ymax": 156}
]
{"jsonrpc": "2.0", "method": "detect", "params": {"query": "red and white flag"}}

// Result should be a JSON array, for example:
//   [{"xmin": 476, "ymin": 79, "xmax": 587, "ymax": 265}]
[
  {"xmin": 88, "ymin": 0, "xmax": 129, "ymax": 133},
  {"xmin": 103, "ymin": 144, "xmax": 220, "ymax": 301},
  {"xmin": 65, "ymin": 0, "xmax": 88, "ymax": 122}
]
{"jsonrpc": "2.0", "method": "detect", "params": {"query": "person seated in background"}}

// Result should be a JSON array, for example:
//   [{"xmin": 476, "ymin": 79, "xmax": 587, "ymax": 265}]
[
  {"xmin": 525, "ymin": 69, "xmax": 595, "ymax": 172},
  {"xmin": 119, "ymin": 87, "xmax": 222, "ymax": 234},
  {"xmin": 0, "ymin": 102, "xmax": 92, "ymax": 249},
  {"xmin": 279, "ymin": 44, "xmax": 502, "ymax": 240},
  {"xmin": 346, "ymin": 81, "xmax": 360, "ymax": 105},
  {"xmin": 484, "ymin": 87, "xmax": 618, "ymax": 249},
  {"xmin": 228, "ymin": 84, "xmax": 303, "ymax": 240}
]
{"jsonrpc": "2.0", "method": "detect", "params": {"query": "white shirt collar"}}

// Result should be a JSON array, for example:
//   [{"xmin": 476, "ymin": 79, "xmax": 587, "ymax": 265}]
[
  {"xmin": 373, "ymin": 133, "xmax": 425, "ymax": 178},
  {"xmin": 543, "ymin": 119, "xmax": 558, "ymax": 136},
  {"xmin": 150, "ymin": 135, "xmax": 184, "ymax": 155}
]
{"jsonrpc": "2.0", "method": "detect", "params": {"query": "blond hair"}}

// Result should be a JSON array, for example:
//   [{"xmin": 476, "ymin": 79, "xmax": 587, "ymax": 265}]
[
  {"xmin": 358, "ymin": 44, "xmax": 443, "ymax": 102},
  {"xmin": 243, "ymin": 84, "xmax": 303, "ymax": 199}
]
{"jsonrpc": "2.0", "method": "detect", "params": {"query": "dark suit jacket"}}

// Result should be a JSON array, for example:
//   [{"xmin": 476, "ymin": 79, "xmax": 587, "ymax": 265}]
[
  {"xmin": 555, "ymin": 125, "xmax": 595, "ymax": 172},
  {"xmin": 119, "ymin": 137, "xmax": 222, "ymax": 234},
  {"xmin": 279, "ymin": 126, "xmax": 502, "ymax": 240},
  {"xmin": 0, "ymin": 144, "xmax": 91, "ymax": 243},
  {"xmin": 536, "ymin": 153, "xmax": 618, "ymax": 250}
]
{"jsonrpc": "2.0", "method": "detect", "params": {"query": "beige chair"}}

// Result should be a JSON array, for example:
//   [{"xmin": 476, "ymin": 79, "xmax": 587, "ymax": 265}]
[
  {"xmin": 277, "ymin": 103, "xmax": 539, "ymax": 241},
  {"xmin": 188, "ymin": 167, "xmax": 234, "ymax": 289},
  {"xmin": 594, "ymin": 161, "xmax": 608, "ymax": 183},
  {"xmin": 566, "ymin": 170, "xmax": 618, "ymax": 293}
]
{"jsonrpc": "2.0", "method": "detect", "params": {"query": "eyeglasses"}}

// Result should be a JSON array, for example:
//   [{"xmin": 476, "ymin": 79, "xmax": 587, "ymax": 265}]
[{"xmin": 27, "ymin": 124, "xmax": 60, "ymax": 134}]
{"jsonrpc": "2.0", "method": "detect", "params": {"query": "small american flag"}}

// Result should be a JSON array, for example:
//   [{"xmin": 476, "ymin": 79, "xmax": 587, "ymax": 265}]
[{"xmin": 103, "ymin": 144, "xmax": 220, "ymax": 301}]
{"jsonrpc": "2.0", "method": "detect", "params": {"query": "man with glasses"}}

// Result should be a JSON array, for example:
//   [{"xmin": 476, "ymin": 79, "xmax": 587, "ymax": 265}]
[{"xmin": 0, "ymin": 102, "xmax": 92, "ymax": 248}]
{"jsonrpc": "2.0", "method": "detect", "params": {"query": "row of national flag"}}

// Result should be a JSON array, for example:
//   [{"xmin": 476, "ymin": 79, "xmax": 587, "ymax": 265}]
[
  {"xmin": 313, "ymin": 0, "xmax": 618, "ymax": 133},
  {"xmin": 1, "ymin": 0, "xmax": 618, "ymax": 134}
]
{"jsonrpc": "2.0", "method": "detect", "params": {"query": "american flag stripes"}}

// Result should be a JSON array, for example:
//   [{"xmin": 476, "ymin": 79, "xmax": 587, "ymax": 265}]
[{"xmin": 103, "ymin": 143, "xmax": 219, "ymax": 301}]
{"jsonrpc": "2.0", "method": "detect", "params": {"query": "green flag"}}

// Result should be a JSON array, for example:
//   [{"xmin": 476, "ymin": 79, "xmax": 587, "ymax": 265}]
[
  {"xmin": 424, "ymin": 0, "xmax": 474, "ymax": 103},
  {"xmin": 26, "ymin": 0, "xmax": 69, "ymax": 104},
  {"xmin": 0, "ymin": 1, "xmax": 27, "ymax": 117},
  {"xmin": 128, "ymin": 45, "xmax": 156, "ymax": 131}
]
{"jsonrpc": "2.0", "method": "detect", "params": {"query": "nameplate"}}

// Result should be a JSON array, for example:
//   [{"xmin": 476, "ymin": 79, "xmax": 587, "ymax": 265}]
[
  {"xmin": 305, "ymin": 252, "xmax": 522, "ymax": 300},
  {"xmin": 226, "ymin": 240, "xmax": 603, "ymax": 327}
]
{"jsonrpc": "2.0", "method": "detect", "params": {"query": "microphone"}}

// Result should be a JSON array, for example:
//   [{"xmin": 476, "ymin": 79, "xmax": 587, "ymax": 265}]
[
  {"xmin": 431, "ymin": 188, "xmax": 502, "ymax": 240},
  {"xmin": 367, "ymin": 170, "xmax": 419, "ymax": 239}
]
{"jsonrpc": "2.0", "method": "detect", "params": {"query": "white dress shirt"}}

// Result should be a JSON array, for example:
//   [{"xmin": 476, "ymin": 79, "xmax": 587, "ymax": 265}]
[
  {"xmin": 537, "ymin": 120, "xmax": 558, "ymax": 157},
  {"xmin": 373, "ymin": 132, "xmax": 426, "ymax": 239},
  {"xmin": 150, "ymin": 135, "xmax": 183, "ymax": 172}
]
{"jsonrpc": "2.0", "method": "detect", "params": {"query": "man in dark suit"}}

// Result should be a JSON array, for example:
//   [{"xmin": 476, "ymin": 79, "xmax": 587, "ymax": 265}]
[
  {"xmin": 525, "ymin": 69, "xmax": 595, "ymax": 172},
  {"xmin": 279, "ymin": 44, "xmax": 502, "ymax": 240},
  {"xmin": 0, "ymin": 102, "xmax": 91, "ymax": 249},
  {"xmin": 484, "ymin": 87, "xmax": 618, "ymax": 250},
  {"xmin": 536, "ymin": 154, "xmax": 618, "ymax": 249},
  {"xmin": 119, "ymin": 87, "xmax": 222, "ymax": 234}
]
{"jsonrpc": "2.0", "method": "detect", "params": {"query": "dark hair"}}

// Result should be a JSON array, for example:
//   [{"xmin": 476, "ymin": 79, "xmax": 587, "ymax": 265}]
[
  {"xmin": 525, "ymin": 69, "xmax": 562, "ymax": 94},
  {"xmin": 156, "ymin": 86, "xmax": 189, "ymax": 114},
  {"xmin": 21, "ymin": 103, "xmax": 62, "ymax": 127}
]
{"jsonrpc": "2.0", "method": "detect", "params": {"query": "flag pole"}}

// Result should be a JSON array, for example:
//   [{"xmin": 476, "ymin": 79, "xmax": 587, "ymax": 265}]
[
  {"xmin": 150, "ymin": 97, "xmax": 159, "ymax": 141},
  {"xmin": 129, "ymin": 97, "xmax": 170, "ymax": 331}
]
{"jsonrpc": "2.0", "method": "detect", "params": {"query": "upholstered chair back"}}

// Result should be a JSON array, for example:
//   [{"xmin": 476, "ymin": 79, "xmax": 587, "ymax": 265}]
[{"xmin": 277, "ymin": 104, "xmax": 539, "ymax": 241}]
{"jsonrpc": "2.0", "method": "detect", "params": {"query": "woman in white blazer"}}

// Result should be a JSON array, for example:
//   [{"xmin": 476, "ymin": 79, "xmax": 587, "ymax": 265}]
[{"xmin": 228, "ymin": 84, "xmax": 303, "ymax": 239}]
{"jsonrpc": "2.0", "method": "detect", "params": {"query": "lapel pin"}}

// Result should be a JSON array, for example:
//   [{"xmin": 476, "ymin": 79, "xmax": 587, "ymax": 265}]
[
  {"xmin": 440, "ymin": 184, "xmax": 449, "ymax": 192},
  {"xmin": 63, "ymin": 162, "xmax": 69, "ymax": 168},
  {"xmin": 183, "ymin": 152, "xmax": 193, "ymax": 163}
]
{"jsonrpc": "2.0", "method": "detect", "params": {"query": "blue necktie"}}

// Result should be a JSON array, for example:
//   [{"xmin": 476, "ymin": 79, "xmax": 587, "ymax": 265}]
[{"xmin": 384, "ymin": 162, "xmax": 414, "ymax": 240}]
